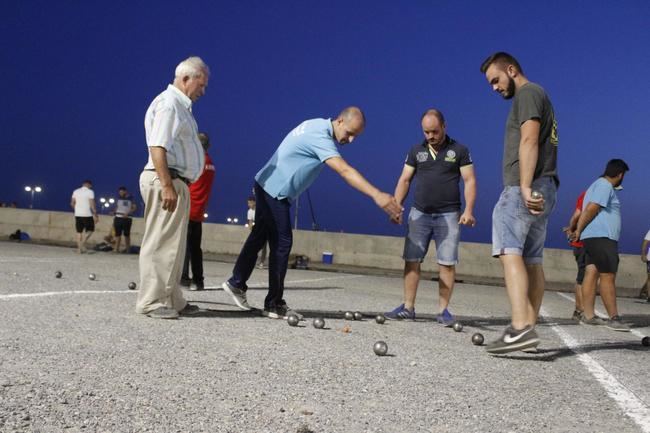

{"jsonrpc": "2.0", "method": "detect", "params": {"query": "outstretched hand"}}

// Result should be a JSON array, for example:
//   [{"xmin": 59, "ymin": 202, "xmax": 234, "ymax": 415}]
[{"xmin": 374, "ymin": 192, "xmax": 403, "ymax": 221}]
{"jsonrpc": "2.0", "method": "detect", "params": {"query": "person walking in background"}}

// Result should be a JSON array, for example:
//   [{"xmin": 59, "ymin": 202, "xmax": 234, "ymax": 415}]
[
  {"xmin": 384, "ymin": 109, "xmax": 476, "ymax": 325},
  {"xmin": 222, "ymin": 107, "xmax": 402, "ymax": 319},
  {"xmin": 562, "ymin": 191, "xmax": 587, "ymax": 321},
  {"xmin": 112, "ymin": 186, "xmax": 137, "ymax": 253},
  {"xmin": 480, "ymin": 52, "xmax": 559, "ymax": 354},
  {"xmin": 71, "ymin": 180, "xmax": 98, "ymax": 254},
  {"xmin": 180, "ymin": 132, "xmax": 215, "ymax": 291},
  {"xmin": 246, "ymin": 195, "xmax": 267, "ymax": 269},
  {"xmin": 135, "ymin": 56, "xmax": 209, "ymax": 319},
  {"xmin": 570, "ymin": 159, "xmax": 630, "ymax": 331}
]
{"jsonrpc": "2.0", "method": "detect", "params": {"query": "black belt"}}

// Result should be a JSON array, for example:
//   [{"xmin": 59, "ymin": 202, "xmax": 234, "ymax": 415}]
[{"xmin": 145, "ymin": 169, "xmax": 190, "ymax": 185}]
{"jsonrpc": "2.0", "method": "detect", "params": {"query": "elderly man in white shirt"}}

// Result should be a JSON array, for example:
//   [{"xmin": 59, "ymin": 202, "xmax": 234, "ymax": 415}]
[{"xmin": 136, "ymin": 56, "xmax": 209, "ymax": 319}]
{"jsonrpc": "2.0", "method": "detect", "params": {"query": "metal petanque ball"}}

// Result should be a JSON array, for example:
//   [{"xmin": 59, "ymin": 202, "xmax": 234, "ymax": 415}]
[
  {"xmin": 344, "ymin": 311, "xmax": 354, "ymax": 320},
  {"xmin": 287, "ymin": 314, "xmax": 300, "ymax": 327},
  {"xmin": 452, "ymin": 321, "xmax": 463, "ymax": 332},
  {"xmin": 313, "ymin": 317, "xmax": 325, "ymax": 329},
  {"xmin": 88, "ymin": 273, "xmax": 96, "ymax": 281},
  {"xmin": 353, "ymin": 312, "xmax": 363, "ymax": 321},
  {"xmin": 373, "ymin": 341, "xmax": 388, "ymax": 356},
  {"xmin": 128, "ymin": 282, "xmax": 137, "ymax": 290},
  {"xmin": 55, "ymin": 271, "xmax": 62, "ymax": 279},
  {"xmin": 531, "ymin": 190, "xmax": 544, "ymax": 200},
  {"xmin": 471, "ymin": 333, "xmax": 484, "ymax": 346},
  {"xmin": 642, "ymin": 336, "xmax": 650, "ymax": 347},
  {"xmin": 375, "ymin": 314, "xmax": 386, "ymax": 324}
]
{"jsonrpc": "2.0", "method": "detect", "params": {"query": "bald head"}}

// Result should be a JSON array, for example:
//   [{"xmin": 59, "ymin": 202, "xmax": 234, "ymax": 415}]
[
  {"xmin": 338, "ymin": 106, "xmax": 366, "ymax": 125},
  {"xmin": 421, "ymin": 108, "xmax": 447, "ymax": 148},
  {"xmin": 332, "ymin": 106, "xmax": 365, "ymax": 145}
]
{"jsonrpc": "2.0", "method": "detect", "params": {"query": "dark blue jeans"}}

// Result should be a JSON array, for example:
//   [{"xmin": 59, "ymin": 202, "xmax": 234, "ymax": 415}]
[{"xmin": 228, "ymin": 183, "xmax": 293, "ymax": 309}]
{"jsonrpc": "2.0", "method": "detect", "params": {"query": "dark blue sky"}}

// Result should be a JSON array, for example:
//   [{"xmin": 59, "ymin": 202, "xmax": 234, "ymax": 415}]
[{"xmin": 2, "ymin": 1, "xmax": 649, "ymax": 253}]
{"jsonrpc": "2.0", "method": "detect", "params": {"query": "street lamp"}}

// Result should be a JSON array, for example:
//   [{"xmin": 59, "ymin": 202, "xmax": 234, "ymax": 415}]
[
  {"xmin": 226, "ymin": 217, "xmax": 239, "ymax": 224},
  {"xmin": 99, "ymin": 197, "xmax": 115, "ymax": 214},
  {"xmin": 24, "ymin": 185, "xmax": 43, "ymax": 209}
]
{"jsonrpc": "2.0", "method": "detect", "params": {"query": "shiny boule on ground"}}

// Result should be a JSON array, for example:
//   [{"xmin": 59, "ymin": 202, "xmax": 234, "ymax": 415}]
[
  {"xmin": 313, "ymin": 317, "xmax": 325, "ymax": 329},
  {"xmin": 88, "ymin": 273, "xmax": 96, "ymax": 281},
  {"xmin": 128, "ymin": 282, "xmax": 137, "ymax": 290},
  {"xmin": 287, "ymin": 314, "xmax": 300, "ymax": 327},
  {"xmin": 375, "ymin": 314, "xmax": 385, "ymax": 324},
  {"xmin": 55, "ymin": 271, "xmax": 62, "ymax": 278},
  {"xmin": 471, "ymin": 333, "xmax": 484, "ymax": 345},
  {"xmin": 452, "ymin": 321, "xmax": 463, "ymax": 332},
  {"xmin": 344, "ymin": 311, "xmax": 354, "ymax": 320},
  {"xmin": 353, "ymin": 312, "xmax": 363, "ymax": 321},
  {"xmin": 373, "ymin": 341, "xmax": 388, "ymax": 356}
]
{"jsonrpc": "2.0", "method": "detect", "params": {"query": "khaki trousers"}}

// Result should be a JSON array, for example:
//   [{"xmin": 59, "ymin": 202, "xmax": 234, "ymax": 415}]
[{"xmin": 135, "ymin": 170, "xmax": 190, "ymax": 314}]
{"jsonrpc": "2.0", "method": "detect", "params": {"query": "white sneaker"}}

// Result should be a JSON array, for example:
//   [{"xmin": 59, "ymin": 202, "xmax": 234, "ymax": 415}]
[{"xmin": 222, "ymin": 281, "xmax": 252, "ymax": 311}]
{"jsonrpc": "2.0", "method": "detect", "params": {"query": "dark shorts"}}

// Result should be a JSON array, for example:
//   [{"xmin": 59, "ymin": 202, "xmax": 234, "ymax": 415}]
[
  {"xmin": 113, "ymin": 217, "xmax": 133, "ymax": 237},
  {"xmin": 75, "ymin": 217, "xmax": 95, "ymax": 233},
  {"xmin": 583, "ymin": 237, "xmax": 619, "ymax": 274},
  {"xmin": 573, "ymin": 246, "xmax": 586, "ymax": 284}
]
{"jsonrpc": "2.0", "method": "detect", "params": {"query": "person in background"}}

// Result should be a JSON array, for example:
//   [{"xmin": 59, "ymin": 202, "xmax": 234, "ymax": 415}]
[
  {"xmin": 71, "ymin": 180, "xmax": 98, "ymax": 254},
  {"xmin": 180, "ymin": 132, "xmax": 215, "ymax": 291},
  {"xmin": 112, "ymin": 186, "xmax": 137, "ymax": 253}
]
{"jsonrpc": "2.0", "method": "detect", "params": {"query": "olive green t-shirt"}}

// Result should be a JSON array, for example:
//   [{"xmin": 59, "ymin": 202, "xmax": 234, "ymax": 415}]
[{"xmin": 503, "ymin": 82, "xmax": 559, "ymax": 186}]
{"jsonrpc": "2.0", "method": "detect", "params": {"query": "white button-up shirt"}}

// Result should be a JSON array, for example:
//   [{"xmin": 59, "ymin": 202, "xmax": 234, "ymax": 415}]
[{"xmin": 143, "ymin": 84, "xmax": 205, "ymax": 182}]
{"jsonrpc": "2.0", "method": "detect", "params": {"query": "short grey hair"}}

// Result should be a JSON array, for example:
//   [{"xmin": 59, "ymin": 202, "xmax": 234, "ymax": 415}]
[{"xmin": 175, "ymin": 56, "xmax": 210, "ymax": 79}]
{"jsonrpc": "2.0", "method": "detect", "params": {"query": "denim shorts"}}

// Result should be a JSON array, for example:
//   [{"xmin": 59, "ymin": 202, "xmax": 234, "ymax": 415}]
[
  {"xmin": 403, "ymin": 208, "xmax": 460, "ymax": 265},
  {"xmin": 492, "ymin": 177, "xmax": 557, "ymax": 264}
]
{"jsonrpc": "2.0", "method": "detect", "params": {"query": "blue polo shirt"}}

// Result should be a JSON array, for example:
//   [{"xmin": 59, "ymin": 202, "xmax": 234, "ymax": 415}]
[
  {"xmin": 580, "ymin": 177, "xmax": 621, "ymax": 241},
  {"xmin": 255, "ymin": 118, "xmax": 341, "ymax": 200}
]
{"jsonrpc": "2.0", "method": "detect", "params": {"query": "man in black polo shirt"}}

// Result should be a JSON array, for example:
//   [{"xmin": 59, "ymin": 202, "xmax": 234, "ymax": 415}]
[{"xmin": 385, "ymin": 109, "xmax": 476, "ymax": 325}]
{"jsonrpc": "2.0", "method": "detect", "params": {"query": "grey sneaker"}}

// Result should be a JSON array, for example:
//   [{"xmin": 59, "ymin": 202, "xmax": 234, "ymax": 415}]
[
  {"xmin": 486, "ymin": 325, "xmax": 540, "ymax": 354},
  {"xmin": 146, "ymin": 307, "xmax": 179, "ymax": 319},
  {"xmin": 179, "ymin": 303, "xmax": 201, "ymax": 316},
  {"xmin": 580, "ymin": 315, "xmax": 608, "ymax": 326},
  {"xmin": 262, "ymin": 303, "xmax": 304, "ymax": 320},
  {"xmin": 606, "ymin": 315, "xmax": 630, "ymax": 332},
  {"xmin": 222, "ymin": 281, "xmax": 252, "ymax": 310},
  {"xmin": 571, "ymin": 310, "xmax": 583, "ymax": 322}
]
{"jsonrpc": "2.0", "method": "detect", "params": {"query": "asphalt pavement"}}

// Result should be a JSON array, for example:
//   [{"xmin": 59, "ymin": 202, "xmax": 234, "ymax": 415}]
[{"xmin": 1, "ymin": 242, "xmax": 649, "ymax": 433}]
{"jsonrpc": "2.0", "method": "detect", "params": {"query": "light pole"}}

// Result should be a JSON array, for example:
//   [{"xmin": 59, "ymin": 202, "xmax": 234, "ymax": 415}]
[{"xmin": 24, "ymin": 185, "xmax": 42, "ymax": 209}]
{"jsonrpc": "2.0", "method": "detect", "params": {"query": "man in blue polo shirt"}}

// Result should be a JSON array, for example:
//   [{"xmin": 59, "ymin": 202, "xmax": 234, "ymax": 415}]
[
  {"xmin": 385, "ymin": 109, "xmax": 476, "ymax": 325},
  {"xmin": 571, "ymin": 159, "xmax": 630, "ymax": 332},
  {"xmin": 222, "ymin": 107, "xmax": 402, "ymax": 319}
]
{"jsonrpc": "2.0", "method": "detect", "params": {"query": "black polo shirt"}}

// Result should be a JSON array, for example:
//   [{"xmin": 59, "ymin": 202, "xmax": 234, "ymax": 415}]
[{"xmin": 405, "ymin": 136, "xmax": 472, "ymax": 214}]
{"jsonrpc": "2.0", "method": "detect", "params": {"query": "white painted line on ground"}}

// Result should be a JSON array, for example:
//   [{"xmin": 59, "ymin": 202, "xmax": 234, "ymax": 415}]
[
  {"xmin": 541, "ymin": 303, "xmax": 650, "ymax": 432},
  {"xmin": 0, "ymin": 290, "xmax": 133, "ymax": 300},
  {"xmin": 0, "ymin": 257, "xmax": 72, "ymax": 263},
  {"xmin": 0, "ymin": 275, "xmax": 364, "ymax": 300},
  {"xmin": 556, "ymin": 292, "xmax": 646, "ymax": 338}
]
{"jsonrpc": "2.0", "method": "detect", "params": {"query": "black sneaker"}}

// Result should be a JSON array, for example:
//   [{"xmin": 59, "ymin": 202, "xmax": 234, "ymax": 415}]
[{"xmin": 485, "ymin": 325, "xmax": 540, "ymax": 354}]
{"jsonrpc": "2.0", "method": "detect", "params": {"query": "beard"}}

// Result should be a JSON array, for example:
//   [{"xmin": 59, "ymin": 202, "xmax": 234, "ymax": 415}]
[{"xmin": 502, "ymin": 76, "xmax": 516, "ymax": 100}]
